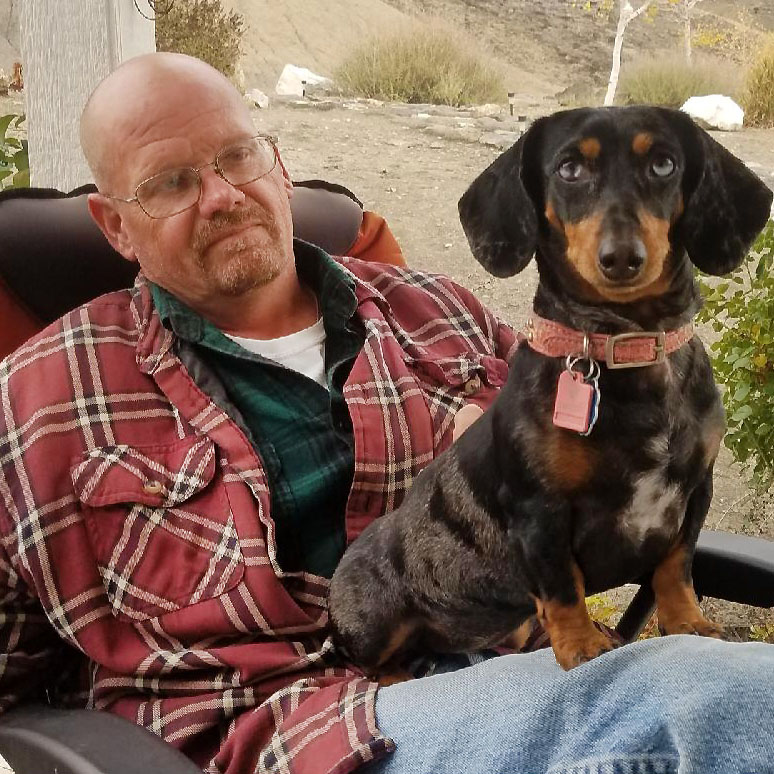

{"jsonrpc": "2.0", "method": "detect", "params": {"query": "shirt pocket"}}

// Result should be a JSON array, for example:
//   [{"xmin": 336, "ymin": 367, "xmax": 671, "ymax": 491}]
[
  {"xmin": 406, "ymin": 353, "xmax": 508, "ymax": 445},
  {"xmin": 408, "ymin": 353, "xmax": 508, "ymax": 400},
  {"xmin": 71, "ymin": 435, "xmax": 244, "ymax": 622}
]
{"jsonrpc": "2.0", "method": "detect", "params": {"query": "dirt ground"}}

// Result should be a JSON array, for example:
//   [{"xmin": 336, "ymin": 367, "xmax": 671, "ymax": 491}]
[{"xmin": 259, "ymin": 95, "xmax": 774, "ymax": 632}]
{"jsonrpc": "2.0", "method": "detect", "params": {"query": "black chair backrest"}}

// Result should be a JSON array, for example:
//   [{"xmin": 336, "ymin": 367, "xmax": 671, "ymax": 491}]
[{"xmin": 0, "ymin": 180, "xmax": 363, "ymax": 327}]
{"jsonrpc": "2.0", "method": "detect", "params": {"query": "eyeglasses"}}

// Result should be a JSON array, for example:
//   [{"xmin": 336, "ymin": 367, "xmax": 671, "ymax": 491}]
[{"xmin": 109, "ymin": 134, "xmax": 279, "ymax": 219}]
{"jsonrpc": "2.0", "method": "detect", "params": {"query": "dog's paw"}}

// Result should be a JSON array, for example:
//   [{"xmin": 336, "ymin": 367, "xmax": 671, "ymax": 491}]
[
  {"xmin": 374, "ymin": 670, "xmax": 414, "ymax": 688},
  {"xmin": 658, "ymin": 616, "xmax": 726, "ymax": 640},
  {"xmin": 553, "ymin": 628, "xmax": 618, "ymax": 670}
]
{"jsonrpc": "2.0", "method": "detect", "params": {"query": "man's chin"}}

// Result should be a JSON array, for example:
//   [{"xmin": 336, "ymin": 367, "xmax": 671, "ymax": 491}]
[{"xmin": 211, "ymin": 256, "xmax": 283, "ymax": 297}]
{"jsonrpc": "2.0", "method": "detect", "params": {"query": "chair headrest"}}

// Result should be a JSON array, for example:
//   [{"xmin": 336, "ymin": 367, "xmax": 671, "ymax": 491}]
[{"xmin": 0, "ymin": 181, "xmax": 363, "ymax": 326}]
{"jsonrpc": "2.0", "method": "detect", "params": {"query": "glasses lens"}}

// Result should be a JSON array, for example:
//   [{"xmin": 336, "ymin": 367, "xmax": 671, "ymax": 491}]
[
  {"xmin": 137, "ymin": 167, "xmax": 201, "ymax": 218},
  {"xmin": 218, "ymin": 136, "xmax": 277, "ymax": 187}
]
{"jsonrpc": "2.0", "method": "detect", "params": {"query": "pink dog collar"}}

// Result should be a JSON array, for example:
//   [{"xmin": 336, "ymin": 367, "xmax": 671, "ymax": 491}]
[{"xmin": 525, "ymin": 315, "xmax": 694, "ymax": 369}]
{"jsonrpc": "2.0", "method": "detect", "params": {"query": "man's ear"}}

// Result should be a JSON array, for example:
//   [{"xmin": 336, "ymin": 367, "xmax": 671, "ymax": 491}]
[
  {"xmin": 665, "ymin": 108, "xmax": 773, "ymax": 276},
  {"xmin": 87, "ymin": 193, "xmax": 139, "ymax": 263},
  {"xmin": 457, "ymin": 117, "xmax": 546, "ymax": 278},
  {"xmin": 276, "ymin": 152, "xmax": 294, "ymax": 198}
]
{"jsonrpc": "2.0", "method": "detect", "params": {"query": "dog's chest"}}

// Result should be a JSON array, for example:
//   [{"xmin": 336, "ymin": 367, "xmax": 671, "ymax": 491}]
[{"xmin": 617, "ymin": 434, "xmax": 685, "ymax": 544}]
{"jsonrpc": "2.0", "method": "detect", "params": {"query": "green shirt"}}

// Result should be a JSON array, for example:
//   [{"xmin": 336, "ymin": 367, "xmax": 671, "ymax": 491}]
[{"xmin": 150, "ymin": 243, "xmax": 364, "ymax": 577}]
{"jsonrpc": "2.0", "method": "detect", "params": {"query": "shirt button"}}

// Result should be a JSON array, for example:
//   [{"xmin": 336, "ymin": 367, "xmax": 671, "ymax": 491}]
[
  {"xmin": 143, "ymin": 480, "xmax": 163, "ymax": 495},
  {"xmin": 463, "ymin": 374, "xmax": 482, "ymax": 396}
]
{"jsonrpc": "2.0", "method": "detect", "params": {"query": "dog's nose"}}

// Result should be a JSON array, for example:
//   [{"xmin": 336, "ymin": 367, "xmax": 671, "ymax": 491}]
[{"xmin": 598, "ymin": 236, "xmax": 646, "ymax": 282}]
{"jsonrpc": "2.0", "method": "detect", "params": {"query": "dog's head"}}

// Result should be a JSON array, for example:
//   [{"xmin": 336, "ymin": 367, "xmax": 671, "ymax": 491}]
[{"xmin": 458, "ymin": 106, "xmax": 772, "ymax": 302}]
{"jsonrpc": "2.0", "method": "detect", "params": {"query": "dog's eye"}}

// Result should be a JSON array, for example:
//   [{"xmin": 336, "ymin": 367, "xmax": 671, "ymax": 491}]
[
  {"xmin": 557, "ymin": 160, "xmax": 587, "ymax": 182},
  {"xmin": 650, "ymin": 155, "xmax": 676, "ymax": 178}
]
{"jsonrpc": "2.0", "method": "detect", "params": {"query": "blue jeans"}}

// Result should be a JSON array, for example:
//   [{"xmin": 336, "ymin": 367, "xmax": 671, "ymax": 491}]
[{"xmin": 369, "ymin": 636, "xmax": 774, "ymax": 774}]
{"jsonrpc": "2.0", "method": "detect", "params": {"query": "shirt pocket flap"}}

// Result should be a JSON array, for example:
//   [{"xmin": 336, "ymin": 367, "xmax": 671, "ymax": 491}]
[
  {"xmin": 409, "ymin": 354, "xmax": 508, "ymax": 390},
  {"xmin": 71, "ymin": 436, "xmax": 217, "ymax": 509}
]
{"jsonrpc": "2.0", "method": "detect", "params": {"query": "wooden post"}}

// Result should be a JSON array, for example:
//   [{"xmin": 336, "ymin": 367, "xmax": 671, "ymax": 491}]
[{"xmin": 19, "ymin": 0, "xmax": 155, "ymax": 189}]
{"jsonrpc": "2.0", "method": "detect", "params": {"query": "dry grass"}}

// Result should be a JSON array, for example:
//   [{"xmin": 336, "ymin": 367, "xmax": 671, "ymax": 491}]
[
  {"xmin": 334, "ymin": 23, "xmax": 504, "ymax": 107},
  {"xmin": 742, "ymin": 34, "xmax": 774, "ymax": 127},
  {"xmin": 617, "ymin": 54, "xmax": 740, "ymax": 108}
]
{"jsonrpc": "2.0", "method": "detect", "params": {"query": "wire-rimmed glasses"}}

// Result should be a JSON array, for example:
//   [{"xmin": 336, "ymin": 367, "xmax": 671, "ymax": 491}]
[{"xmin": 108, "ymin": 134, "xmax": 279, "ymax": 218}]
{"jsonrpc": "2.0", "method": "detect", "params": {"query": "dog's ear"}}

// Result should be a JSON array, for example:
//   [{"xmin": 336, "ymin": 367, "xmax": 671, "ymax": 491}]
[
  {"xmin": 458, "ymin": 119, "xmax": 545, "ymax": 277},
  {"xmin": 668, "ymin": 109, "xmax": 773, "ymax": 276}
]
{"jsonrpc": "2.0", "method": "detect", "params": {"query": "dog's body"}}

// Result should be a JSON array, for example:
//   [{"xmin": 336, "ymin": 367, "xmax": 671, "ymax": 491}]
[{"xmin": 328, "ymin": 106, "xmax": 773, "ymax": 672}]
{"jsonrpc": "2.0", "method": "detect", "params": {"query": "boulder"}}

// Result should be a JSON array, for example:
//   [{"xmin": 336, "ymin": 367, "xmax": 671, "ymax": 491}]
[
  {"xmin": 680, "ymin": 95, "xmax": 744, "ymax": 132},
  {"xmin": 275, "ymin": 64, "xmax": 332, "ymax": 98},
  {"xmin": 246, "ymin": 88, "xmax": 269, "ymax": 109}
]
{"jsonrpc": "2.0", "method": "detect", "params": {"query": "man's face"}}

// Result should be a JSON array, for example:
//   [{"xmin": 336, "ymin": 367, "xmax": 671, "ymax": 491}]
[{"xmin": 100, "ymin": 75, "xmax": 295, "ymax": 313}]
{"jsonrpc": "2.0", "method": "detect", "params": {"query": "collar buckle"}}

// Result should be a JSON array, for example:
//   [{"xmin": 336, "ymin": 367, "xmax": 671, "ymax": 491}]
[{"xmin": 605, "ymin": 331, "xmax": 667, "ymax": 369}]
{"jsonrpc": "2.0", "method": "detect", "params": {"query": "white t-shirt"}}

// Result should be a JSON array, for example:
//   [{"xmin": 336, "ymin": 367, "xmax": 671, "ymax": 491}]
[{"xmin": 225, "ymin": 318, "xmax": 328, "ymax": 389}]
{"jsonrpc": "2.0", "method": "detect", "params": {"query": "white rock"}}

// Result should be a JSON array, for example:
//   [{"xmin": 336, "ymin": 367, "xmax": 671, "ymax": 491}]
[
  {"xmin": 275, "ymin": 64, "xmax": 332, "ymax": 98},
  {"xmin": 246, "ymin": 88, "xmax": 270, "ymax": 109},
  {"xmin": 680, "ymin": 95, "xmax": 744, "ymax": 131}
]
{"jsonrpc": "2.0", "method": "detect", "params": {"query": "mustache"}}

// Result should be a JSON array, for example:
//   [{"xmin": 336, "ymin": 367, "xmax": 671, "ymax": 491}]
[{"xmin": 192, "ymin": 206, "xmax": 278, "ymax": 252}]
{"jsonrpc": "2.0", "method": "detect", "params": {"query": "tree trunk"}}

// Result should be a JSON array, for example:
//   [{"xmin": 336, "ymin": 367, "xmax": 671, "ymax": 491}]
[
  {"xmin": 684, "ymin": 12, "xmax": 692, "ymax": 63},
  {"xmin": 603, "ymin": 0, "xmax": 653, "ymax": 107},
  {"xmin": 19, "ymin": 0, "xmax": 156, "ymax": 189}
]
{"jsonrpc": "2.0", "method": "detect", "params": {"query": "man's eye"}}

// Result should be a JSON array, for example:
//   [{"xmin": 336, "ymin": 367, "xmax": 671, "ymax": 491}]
[
  {"xmin": 650, "ymin": 154, "xmax": 676, "ymax": 178},
  {"xmin": 151, "ymin": 170, "xmax": 195, "ymax": 193},
  {"xmin": 221, "ymin": 145, "xmax": 256, "ymax": 166},
  {"xmin": 557, "ymin": 159, "xmax": 588, "ymax": 182}
]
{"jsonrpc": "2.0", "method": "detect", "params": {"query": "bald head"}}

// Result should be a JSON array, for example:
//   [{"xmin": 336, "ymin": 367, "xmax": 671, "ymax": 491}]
[{"xmin": 80, "ymin": 53, "xmax": 249, "ymax": 192}]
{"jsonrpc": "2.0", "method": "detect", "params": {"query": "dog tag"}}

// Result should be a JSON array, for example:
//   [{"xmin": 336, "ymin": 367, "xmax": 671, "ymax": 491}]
[{"xmin": 553, "ymin": 370, "xmax": 595, "ymax": 433}]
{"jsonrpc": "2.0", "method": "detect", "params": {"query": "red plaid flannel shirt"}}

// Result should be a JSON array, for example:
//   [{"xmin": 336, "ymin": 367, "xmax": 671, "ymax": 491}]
[{"xmin": 0, "ymin": 255, "xmax": 516, "ymax": 774}]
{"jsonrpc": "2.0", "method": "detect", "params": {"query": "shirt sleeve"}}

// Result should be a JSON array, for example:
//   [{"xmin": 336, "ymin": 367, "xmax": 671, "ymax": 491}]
[
  {"xmin": 444, "ymin": 279, "xmax": 519, "ymax": 365},
  {"xmin": 0, "ymin": 505, "xmax": 63, "ymax": 713}
]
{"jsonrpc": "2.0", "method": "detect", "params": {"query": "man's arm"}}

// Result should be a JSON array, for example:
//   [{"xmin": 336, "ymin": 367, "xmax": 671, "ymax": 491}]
[
  {"xmin": 444, "ymin": 279, "xmax": 519, "ymax": 364},
  {"xmin": 0, "ymin": 509, "xmax": 63, "ymax": 713}
]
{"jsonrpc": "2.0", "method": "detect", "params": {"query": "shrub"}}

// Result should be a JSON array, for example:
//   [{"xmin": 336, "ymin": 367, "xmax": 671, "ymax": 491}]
[
  {"xmin": 697, "ymin": 221, "xmax": 774, "ymax": 491},
  {"xmin": 0, "ymin": 113, "xmax": 28, "ymax": 189},
  {"xmin": 741, "ymin": 34, "xmax": 774, "ymax": 128},
  {"xmin": 334, "ymin": 24, "xmax": 504, "ymax": 107},
  {"xmin": 617, "ymin": 54, "xmax": 739, "ymax": 108},
  {"xmin": 155, "ymin": 0, "xmax": 244, "ymax": 80}
]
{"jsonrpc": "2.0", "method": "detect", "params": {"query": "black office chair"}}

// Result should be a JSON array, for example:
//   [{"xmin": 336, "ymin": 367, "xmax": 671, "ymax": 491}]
[{"xmin": 0, "ymin": 184, "xmax": 772, "ymax": 774}]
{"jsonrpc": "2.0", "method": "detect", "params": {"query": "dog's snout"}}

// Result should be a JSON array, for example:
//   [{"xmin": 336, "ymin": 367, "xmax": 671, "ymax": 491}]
[{"xmin": 598, "ymin": 236, "xmax": 646, "ymax": 282}]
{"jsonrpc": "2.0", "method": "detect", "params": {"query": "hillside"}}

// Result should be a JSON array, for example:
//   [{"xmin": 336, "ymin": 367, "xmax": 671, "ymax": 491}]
[
  {"xmin": 0, "ymin": 1, "xmax": 769, "ymax": 103},
  {"xmin": 224, "ymin": 0, "xmax": 773, "ymax": 102}
]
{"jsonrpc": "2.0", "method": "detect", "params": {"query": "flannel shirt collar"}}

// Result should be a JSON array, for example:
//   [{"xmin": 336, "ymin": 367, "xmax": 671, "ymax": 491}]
[{"xmin": 131, "ymin": 241, "xmax": 384, "ymax": 366}]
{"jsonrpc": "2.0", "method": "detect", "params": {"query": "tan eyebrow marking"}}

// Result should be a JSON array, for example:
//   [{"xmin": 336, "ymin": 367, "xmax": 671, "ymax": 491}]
[
  {"xmin": 578, "ymin": 138, "xmax": 601, "ymax": 160},
  {"xmin": 633, "ymin": 132, "xmax": 654, "ymax": 155}
]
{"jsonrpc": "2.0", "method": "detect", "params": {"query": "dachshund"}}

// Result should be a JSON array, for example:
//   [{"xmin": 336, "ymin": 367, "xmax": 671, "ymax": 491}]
[{"xmin": 328, "ymin": 106, "xmax": 773, "ymax": 673}]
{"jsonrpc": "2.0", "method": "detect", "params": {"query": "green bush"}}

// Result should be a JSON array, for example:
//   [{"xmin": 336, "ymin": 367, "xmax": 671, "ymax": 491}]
[
  {"xmin": 741, "ymin": 35, "xmax": 774, "ymax": 128},
  {"xmin": 334, "ymin": 25, "xmax": 504, "ymax": 107},
  {"xmin": 697, "ymin": 221, "xmax": 774, "ymax": 491},
  {"xmin": 617, "ymin": 54, "xmax": 739, "ymax": 108},
  {"xmin": 155, "ymin": 0, "xmax": 244, "ymax": 80},
  {"xmin": 0, "ymin": 113, "xmax": 28, "ymax": 189}
]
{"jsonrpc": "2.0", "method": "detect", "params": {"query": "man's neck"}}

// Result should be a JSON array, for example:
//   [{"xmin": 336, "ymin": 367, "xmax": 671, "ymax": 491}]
[{"xmin": 188, "ymin": 271, "xmax": 319, "ymax": 340}]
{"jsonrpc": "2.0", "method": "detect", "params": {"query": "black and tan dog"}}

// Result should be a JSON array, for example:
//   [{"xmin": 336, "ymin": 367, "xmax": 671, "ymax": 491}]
[{"xmin": 328, "ymin": 106, "xmax": 773, "ymax": 673}]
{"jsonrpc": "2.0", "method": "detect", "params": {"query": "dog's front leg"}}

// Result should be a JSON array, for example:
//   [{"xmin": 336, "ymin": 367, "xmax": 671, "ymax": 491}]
[
  {"xmin": 509, "ymin": 496, "xmax": 617, "ymax": 670},
  {"xmin": 653, "ymin": 468, "xmax": 725, "ymax": 639}
]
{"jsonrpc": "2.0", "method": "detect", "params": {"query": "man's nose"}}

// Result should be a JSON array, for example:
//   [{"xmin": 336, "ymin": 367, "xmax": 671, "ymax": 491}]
[{"xmin": 197, "ymin": 166, "xmax": 245, "ymax": 218}]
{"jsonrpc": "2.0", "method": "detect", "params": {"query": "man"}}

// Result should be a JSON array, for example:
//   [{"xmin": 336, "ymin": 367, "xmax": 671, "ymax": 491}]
[{"xmin": 0, "ymin": 52, "xmax": 771, "ymax": 774}]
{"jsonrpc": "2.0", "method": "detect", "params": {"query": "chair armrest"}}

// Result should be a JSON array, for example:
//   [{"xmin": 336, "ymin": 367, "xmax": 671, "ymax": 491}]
[
  {"xmin": 693, "ymin": 530, "xmax": 774, "ymax": 608},
  {"xmin": 0, "ymin": 705, "xmax": 201, "ymax": 774}
]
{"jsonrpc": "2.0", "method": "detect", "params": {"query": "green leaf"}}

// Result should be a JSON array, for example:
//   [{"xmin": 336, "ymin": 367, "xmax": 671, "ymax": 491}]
[
  {"xmin": 10, "ymin": 168, "xmax": 29, "ymax": 188},
  {"xmin": 730, "ymin": 405, "xmax": 754, "ymax": 422},
  {"xmin": 734, "ymin": 383, "xmax": 751, "ymax": 401},
  {"xmin": 12, "ymin": 148, "xmax": 28, "ymax": 172},
  {"xmin": 0, "ymin": 113, "xmax": 15, "ymax": 141}
]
